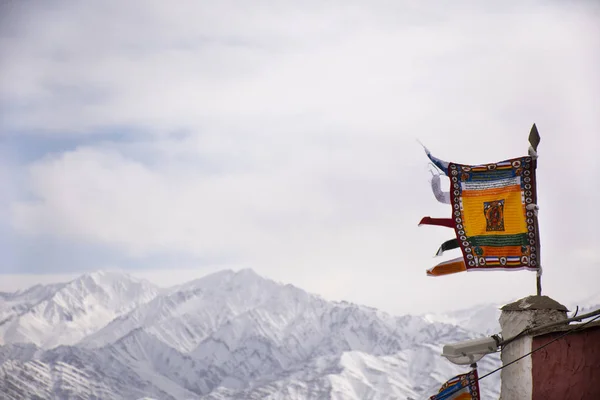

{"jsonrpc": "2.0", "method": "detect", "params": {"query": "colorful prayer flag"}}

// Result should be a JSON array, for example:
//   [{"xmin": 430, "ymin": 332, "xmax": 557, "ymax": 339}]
[
  {"xmin": 420, "ymin": 129, "xmax": 541, "ymax": 276},
  {"xmin": 448, "ymin": 156, "xmax": 539, "ymax": 271},
  {"xmin": 429, "ymin": 369, "xmax": 480, "ymax": 400}
]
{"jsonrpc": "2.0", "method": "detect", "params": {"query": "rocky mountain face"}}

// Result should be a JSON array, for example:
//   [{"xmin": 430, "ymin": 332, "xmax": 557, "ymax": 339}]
[{"xmin": 2, "ymin": 268, "xmax": 561, "ymax": 399}]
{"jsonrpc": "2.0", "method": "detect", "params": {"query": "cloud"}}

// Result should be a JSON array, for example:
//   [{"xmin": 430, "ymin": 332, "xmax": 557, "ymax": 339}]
[
  {"xmin": 2, "ymin": 0, "xmax": 596, "ymax": 136},
  {"xmin": 2, "ymin": 0, "xmax": 600, "ymax": 313}
]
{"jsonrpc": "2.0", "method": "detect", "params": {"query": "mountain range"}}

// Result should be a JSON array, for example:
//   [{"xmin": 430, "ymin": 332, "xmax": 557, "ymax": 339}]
[{"xmin": 0, "ymin": 269, "xmax": 596, "ymax": 399}]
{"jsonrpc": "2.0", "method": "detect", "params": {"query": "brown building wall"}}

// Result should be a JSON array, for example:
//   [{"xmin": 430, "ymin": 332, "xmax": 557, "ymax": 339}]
[{"xmin": 531, "ymin": 326, "xmax": 600, "ymax": 400}]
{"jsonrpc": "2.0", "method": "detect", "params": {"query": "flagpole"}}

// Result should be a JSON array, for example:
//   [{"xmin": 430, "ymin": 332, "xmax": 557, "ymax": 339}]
[{"xmin": 528, "ymin": 123, "xmax": 542, "ymax": 296}]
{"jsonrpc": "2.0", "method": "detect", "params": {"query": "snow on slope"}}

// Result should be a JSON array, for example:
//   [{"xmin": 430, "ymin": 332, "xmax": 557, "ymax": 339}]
[
  {"xmin": 0, "ymin": 343, "xmax": 500, "ymax": 400},
  {"xmin": 422, "ymin": 302, "xmax": 502, "ymax": 336},
  {"xmin": 1, "ymin": 329, "xmax": 226, "ymax": 400},
  {"xmin": 191, "ymin": 299, "xmax": 480, "ymax": 387},
  {"xmin": 82, "ymin": 269, "xmax": 287, "ymax": 352},
  {"xmin": 84, "ymin": 269, "xmax": 482, "ymax": 386},
  {"xmin": 0, "ymin": 345, "xmax": 187, "ymax": 400},
  {"xmin": 0, "ymin": 269, "xmax": 510, "ymax": 399},
  {"xmin": 0, "ymin": 283, "xmax": 66, "ymax": 325},
  {"xmin": 0, "ymin": 358, "xmax": 115, "ymax": 400},
  {"xmin": 0, "ymin": 271, "xmax": 159, "ymax": 348},
  {"xmin": 422, "ymin": 291, "xmax": 600, "ymax": 338},
  {"xmin": 105, "ymin": 328, "xmax": 228, "ymax": 395},
  {"xmin": 568, "ymin": 292, "xmax": 600, "ymax": 314},
  {"xmin": 200, "ymin": 346, "xmax": 500, "ymax": 400}
]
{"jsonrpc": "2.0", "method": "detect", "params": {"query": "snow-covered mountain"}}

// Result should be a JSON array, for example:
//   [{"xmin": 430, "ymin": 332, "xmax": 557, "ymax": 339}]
[
  {"xmin": 571, "ymin": 292, "xmax": 600, "ymax": 314},
  {"xmin": 82, "ymin": 269, "xmax": 287, "ymax": 352},
  {"xmin": 0, "ymin": 269, "xmax": 506, "ymax": 399},
  {"xmin": 0, "ymin": 283, "xmax": 66, "ymax": 325},
  {"xmin": 422, "ymin": 291, "xmax": 600, "ymax": 337},
  {"xmin": 422, "ymin": 303, "xmax": 503, "ymax": 336},
  {"xmin": 0, "ymin": 271, "xmax": 159, "ymax": 348}
]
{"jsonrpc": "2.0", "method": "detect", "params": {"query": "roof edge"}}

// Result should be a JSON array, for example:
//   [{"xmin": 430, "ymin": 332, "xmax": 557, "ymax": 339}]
[{"xmin": 501, "ymin": 295, "xmax": 568, "ymax": 312}]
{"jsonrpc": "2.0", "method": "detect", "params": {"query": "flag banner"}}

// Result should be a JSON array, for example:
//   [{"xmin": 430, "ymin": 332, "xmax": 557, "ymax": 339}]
[
  {"xmin": 435, "ymin": 238, "xmax": 459, "ymax": 257},
  {"xmin": 448, "ymin": 156, "xmax": 539, "ymax": 271},
  {"xmin": 426, "ymin": 257, "xmax": 466, "ymax": 277},
  {"xmin": 419, "ymin": 217, "xmax": 455, "ymax": 228},
  {"xmin": 420, "ymin": 151, "xmax": 541, "ymax": 276},
  {"xmin": 429, "ymin": 369, "xmax": 480, "ymax": 400}
]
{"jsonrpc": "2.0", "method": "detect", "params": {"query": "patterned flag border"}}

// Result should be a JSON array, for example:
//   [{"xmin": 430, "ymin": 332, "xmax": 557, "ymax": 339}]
[{"xmin": 448, "ymin": 156, "xmax": 539, "ymax": 272}]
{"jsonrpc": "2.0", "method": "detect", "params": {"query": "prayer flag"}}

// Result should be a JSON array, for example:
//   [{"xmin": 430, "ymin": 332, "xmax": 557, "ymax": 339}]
[
  {"xmin": 447, "ymin": 156, "xmax": 540, "ymax": 272},
  {"xmin": 420, "ymin": 128, "xmax": 541, "ymax": 276},
  {"xmin": 429, "ymin": 369, "xmax": 480, "ymax": 400}
]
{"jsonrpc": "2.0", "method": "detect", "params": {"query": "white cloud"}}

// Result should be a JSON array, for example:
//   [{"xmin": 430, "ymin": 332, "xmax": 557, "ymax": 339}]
[{"xmin": 2, "ymin": 0, "xmax": 600, "ymax": 313}]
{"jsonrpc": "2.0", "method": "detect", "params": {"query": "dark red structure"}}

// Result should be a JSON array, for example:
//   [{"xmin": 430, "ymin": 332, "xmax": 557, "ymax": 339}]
[{"xmin": 531, "ymin": 322, "xmax": 600, "ymax": 400}]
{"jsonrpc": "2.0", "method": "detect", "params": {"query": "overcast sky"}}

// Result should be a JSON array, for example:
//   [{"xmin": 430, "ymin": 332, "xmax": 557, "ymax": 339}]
[{"xmin": 1, "ymin": 0, "xmax": 599, "ymax": 314}]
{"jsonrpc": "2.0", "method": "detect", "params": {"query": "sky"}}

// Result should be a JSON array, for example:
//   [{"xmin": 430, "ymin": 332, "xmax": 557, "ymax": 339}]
[{"xmin": 1, "ymin": 0, "xmax": 599, "ymax": 315}]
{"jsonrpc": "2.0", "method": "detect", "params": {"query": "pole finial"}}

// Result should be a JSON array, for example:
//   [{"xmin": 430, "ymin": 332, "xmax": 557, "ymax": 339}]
[{"xmin": 529, "ymin": 123, "xmax": 541, "ymax": 151}]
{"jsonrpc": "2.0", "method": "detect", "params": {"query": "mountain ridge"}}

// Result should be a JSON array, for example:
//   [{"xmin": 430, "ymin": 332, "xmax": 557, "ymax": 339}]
[
  {"xmin": 2, "ymin": 268, "xmax": 596, "ymax": 399},
  {"xmin": 0, "ymin": 270, "xmax": 160, "ymax": 348}
]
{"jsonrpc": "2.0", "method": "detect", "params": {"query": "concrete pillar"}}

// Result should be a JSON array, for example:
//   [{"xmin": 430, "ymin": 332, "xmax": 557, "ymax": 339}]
[{"xmin": 498, "ymin": 295, "xmax": 568, "ymax": 400}]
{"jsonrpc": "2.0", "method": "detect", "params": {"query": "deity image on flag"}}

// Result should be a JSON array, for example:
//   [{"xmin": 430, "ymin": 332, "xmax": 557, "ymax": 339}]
[
  {"xmin": 429, "ymin": 369, "xmax": 480, "ymax": 400},
  {"xmin": 484, "ymin": 199, "xmax": 505, "ymax": 231},
  {"xmin": 419, "ymin": 126, "xmax": 541, "ymax": 277}
]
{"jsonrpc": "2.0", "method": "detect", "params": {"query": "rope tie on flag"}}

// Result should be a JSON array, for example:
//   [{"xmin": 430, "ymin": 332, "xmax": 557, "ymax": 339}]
[
  {"xmin": 526, "ymin": 203, "xmax": 539, "ymax": 217},
  {"xmin": 528, "ymin": 146, "xmax": 538, "ymax": 159}
]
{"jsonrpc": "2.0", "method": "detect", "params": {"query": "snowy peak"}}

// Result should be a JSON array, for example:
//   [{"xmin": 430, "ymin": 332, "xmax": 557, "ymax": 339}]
[
  {"xmin": 421, "ymin": 292, "xmax": 600, "ymax": 337},
  {"xmin": 83, "ymin": 268, "xmax": 316, "ymax": 352},
  {"xmin": 84, "ymin": 267, "xmax": 476, "ymax": 365},
  {"xmin": 1, "ymin": 268, "xmax": 507, "ymax": 400},
  {"xmin": 0, "ymin": 282, "xmax": 66, "ymax": 324},
  {"xmin": 60, "ymin": 270, "xmax": 159, "ymax": 314},
  {"xmin": 0, "ymin": 271, "xmax": 159, "ymax": 348},
  {"xmin": 173, "ymin": 269, "xmax": 282, "ymax": 298},
  {"xmin": 422, "ymin": 303, "xmax": 503, "ymax": 336},
  {"xmin": 1, "ymin": 282, "xmax": 66, "ymax": 302}
]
